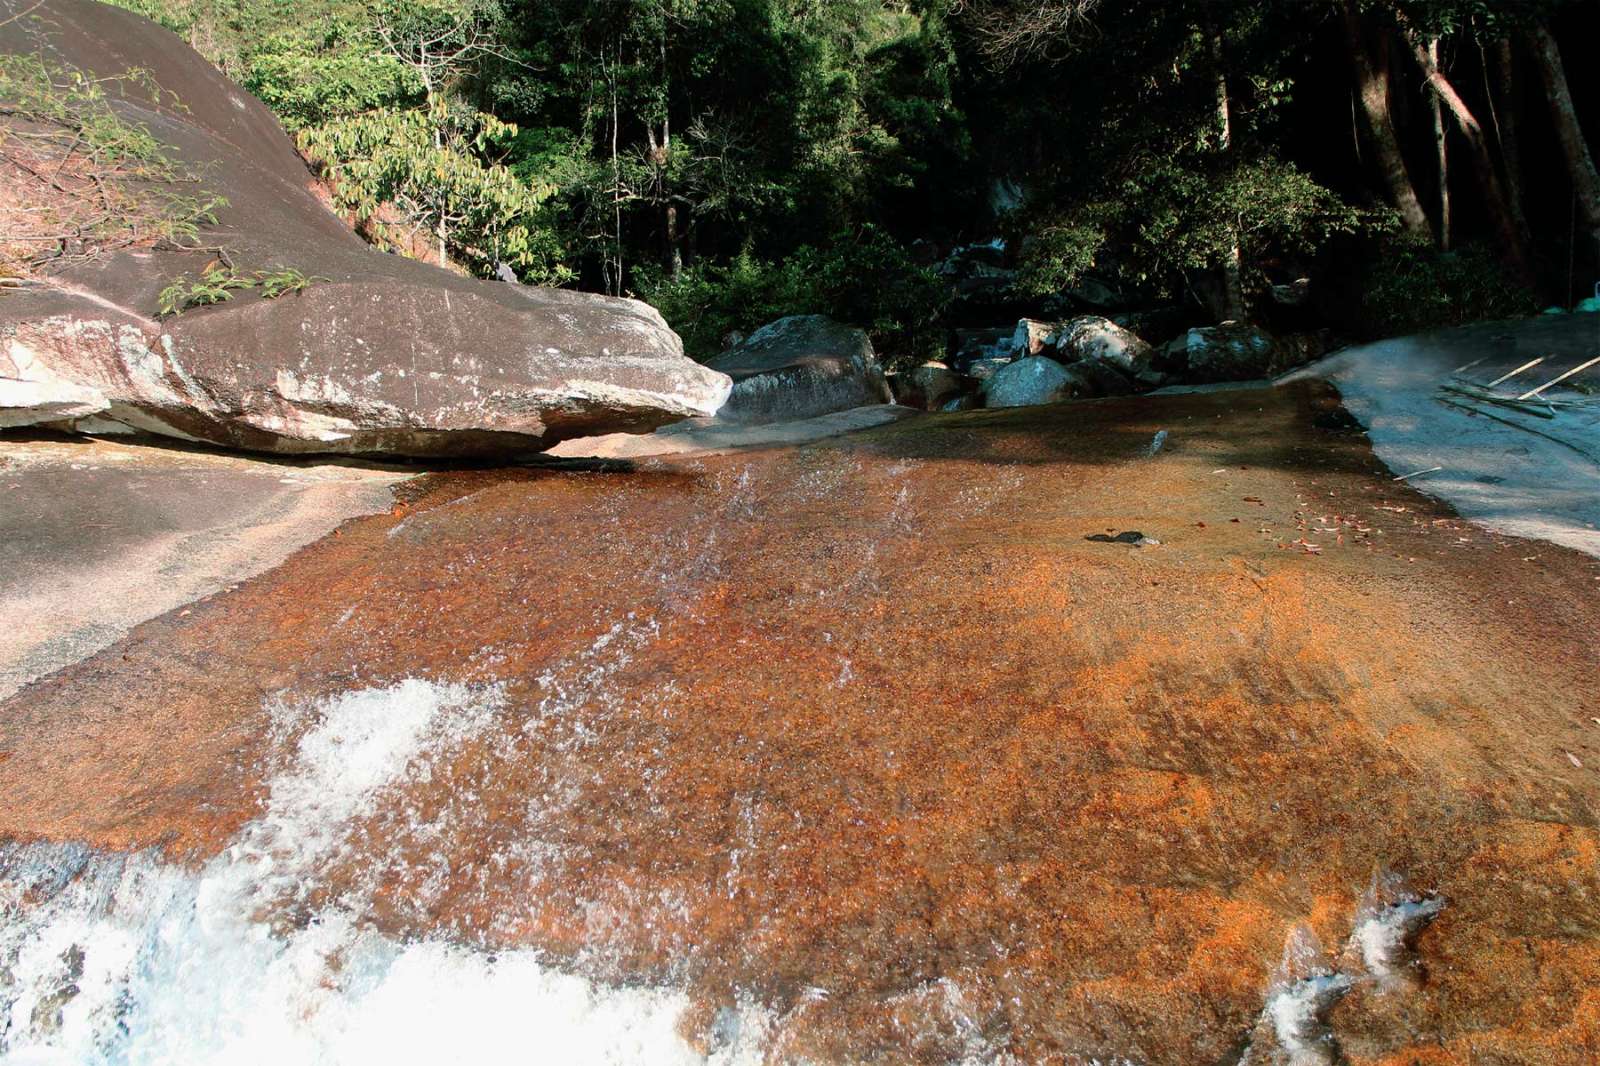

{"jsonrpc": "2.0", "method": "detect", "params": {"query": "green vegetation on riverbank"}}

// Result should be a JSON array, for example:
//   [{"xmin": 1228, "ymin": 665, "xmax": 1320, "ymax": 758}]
[{"xmin": 104, "ymin": 0, "xmax": 1597, "ymax": 357}]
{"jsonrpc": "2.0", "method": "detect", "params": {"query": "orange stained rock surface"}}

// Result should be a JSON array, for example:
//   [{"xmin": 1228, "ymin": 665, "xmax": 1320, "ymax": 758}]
[{"xmin": 3, "ymin": 382, "xmax": 1600, "ymax": 1063}]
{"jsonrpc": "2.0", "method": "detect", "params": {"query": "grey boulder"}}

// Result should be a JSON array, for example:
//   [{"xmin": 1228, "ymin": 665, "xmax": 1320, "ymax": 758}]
[
  {"xmin": 1171, "ymin": 324, "xmax": 1284, "ymax": 383},
  {"xmin": 1012, "ymin": 318, "xmax": 1059, "ymax": 357},
  {"xmin": 889, "ymin": 361, "xmax": 967, "ymax": 411},
  {"xmin": 1056, "ymin": 315, "xmax": 1155, "ymax": 375},
  {"xmin": 983, "ymin": 356, "xmax": 1090, "ymax": 408},
  {"xmin": 706, "ymin": 315, "xmax": 892, "ymax": 424},
  {"xmin": 2, "ymin": 284, "xmax": 731, "ymax": 456}
]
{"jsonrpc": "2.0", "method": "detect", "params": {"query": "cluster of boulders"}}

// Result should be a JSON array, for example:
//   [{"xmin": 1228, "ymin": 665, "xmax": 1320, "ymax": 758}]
[
  {"xmin": 695, "ymin": 309, "xmax": 1330, "ymax": 425},
  {"xmin": 0, "ymin": 5, "xmax": 1338, "ymax": 459},
  {"xmin": 886, "ymin": 315, "xmax": 1328, "ymax": 412}
]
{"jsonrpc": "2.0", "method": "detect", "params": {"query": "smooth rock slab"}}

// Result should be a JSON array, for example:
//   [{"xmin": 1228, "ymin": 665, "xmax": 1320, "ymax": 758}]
[
  {"xmin": 0, "ymin": 434, "xmax": 405, "ymax": 699},
  {"xmin": 3, "ymin": 382, "xmax": 1597, "ymax": 1062}
]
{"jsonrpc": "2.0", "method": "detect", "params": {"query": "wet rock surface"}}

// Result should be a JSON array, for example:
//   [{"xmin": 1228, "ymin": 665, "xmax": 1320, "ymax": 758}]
[
  {"xmin": 545, "ymin": 403, "xmax": 912, "ymax": 460},
  {"xmin": 2, "ymin": 382, "xmax": 1599, "ymax": 1062},
  {"xmin": 0, "ymin": 0, "xmax": 730, "ymax": 456}
]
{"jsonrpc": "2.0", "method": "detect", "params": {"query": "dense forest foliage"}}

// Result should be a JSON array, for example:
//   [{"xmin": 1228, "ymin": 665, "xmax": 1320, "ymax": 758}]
[{"xmin": 107, "ymin": 0, "xmax": 1600, "ymax": 361}]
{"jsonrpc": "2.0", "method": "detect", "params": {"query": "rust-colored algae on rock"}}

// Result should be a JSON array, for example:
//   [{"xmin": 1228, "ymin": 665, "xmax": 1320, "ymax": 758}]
[{"xmin": 3, "ymin": 382, "xmax": 1599, "ymax": 1062}]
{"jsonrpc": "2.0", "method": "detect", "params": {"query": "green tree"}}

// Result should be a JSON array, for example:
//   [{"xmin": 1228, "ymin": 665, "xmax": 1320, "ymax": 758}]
[
  {"xmin": 293, "ymin": 0, "xmax": 569, "ymax": 280},
  {"xmin": 298, "ymin": 104, "xmax": 567, "ymax": 280}
]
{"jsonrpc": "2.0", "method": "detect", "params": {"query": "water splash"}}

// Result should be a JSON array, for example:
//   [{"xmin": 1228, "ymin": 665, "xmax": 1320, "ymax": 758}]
[
  {"xmin": 0, "ymin": 680, "xmax": 768, "ymax": 1066},
  {"xmin": 1251, "ymin": 924, "xmax": 1352, "ymax": 1066},
  {"xmin": 1346, "ymin": 872, "xmax": 1443, "ymax": 990}
]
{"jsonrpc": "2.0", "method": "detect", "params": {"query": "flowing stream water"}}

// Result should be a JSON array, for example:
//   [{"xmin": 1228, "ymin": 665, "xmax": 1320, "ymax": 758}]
[
  {"xmin": 0, "ymin": 679, "xmax": 771, "ymax": 1065},
  {"xmin": 3, "ymin": 385, "xmax": 1597, "ymax": 1064}
]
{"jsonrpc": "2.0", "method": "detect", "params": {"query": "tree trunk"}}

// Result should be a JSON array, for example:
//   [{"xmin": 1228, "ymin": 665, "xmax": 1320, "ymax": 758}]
[
  {"xmin": 1211, "ymin": 32, "xmax": 1247, "ymax": 323},
  {"xmin": 646, "ymin": 119, "xmax": 680, "ymax": 279},
  {"xmin": 1407, "ymin": 34, "xmax": 1537, "ymax": 288},
  {"xmin": 1524, "ymin": 22, "xmax": 1600, "ymax": 259},
  {"xmin": 610, "ymin": 55, "xmax": 623, "ymax": 298},
  {"xmin": 658, "ymin": 29, "xmax": 681, "ymax": 280},
  {"xmin": 1489, "ymin": 38, "xmax": 1528, "ymax": 236},
  {"xmin": 1428, "ymin": 37, "xmax": 1449, "ymax": 249},
  {"xmin": 665, "ymin": 201, "xmax": 682, "ymax": 279},
  {"xmin": 1341, "ymin": 2, "xmax": 1430, "ymax": 239}
]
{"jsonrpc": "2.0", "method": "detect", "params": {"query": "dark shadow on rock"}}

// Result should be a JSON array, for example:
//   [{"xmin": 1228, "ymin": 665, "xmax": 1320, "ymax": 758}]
[{"xmin": 814, "ymin": 379, "xmax": 1392, "ymax": 488}]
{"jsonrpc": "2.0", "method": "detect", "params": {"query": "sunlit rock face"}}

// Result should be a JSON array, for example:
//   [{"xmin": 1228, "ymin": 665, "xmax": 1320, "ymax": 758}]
[
  {"xmin": 3, "ymin": 382, "xmax": 1599, "ymax": 1062},
  {"xmin": 0, "ymin": 0, "xmax": 730, "ymax": 456},
  {"xmin": 1054, "ymin": 315, "xmax": 1156, "ymax": 377},
  {"xmin": 2, "ymin": 285, "xmax": 732, "ymax": 457}
]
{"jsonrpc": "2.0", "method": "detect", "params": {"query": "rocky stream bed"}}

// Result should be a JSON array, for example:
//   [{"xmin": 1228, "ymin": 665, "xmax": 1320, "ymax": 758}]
[{"xmin": 3, "ymin": 378, "xmax": 1599, "ymax": 1064}]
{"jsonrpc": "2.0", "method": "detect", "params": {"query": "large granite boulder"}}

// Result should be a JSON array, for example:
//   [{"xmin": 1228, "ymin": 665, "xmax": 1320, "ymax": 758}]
[
  {"xmin": 2, "ymin": 284, "xmax": 729, "ymax": 455},
  {"xmin": 982, "ymin": 356, "xmax": 1090, "ymax": 408},
  {"xmin": 1055, "ymin": 315, "xmax": 1156, "ymax": 376},
  {"xmin": 1070, "ymin": 358, "xmax": 1138, "ymax": 397},
  {"xmin": 1012, "ymin": 318, "xmax": 1059, "ymax": 357},
  {"xmin": 1168, "ymin": 324, "xmax": 1284, "ymax": 383},
  {"xmin": 0, "ymin": 0, "xmax": 729, "ymax": 456},
  {"xmin": 887, "ymin": 361, "xmax": 966, "ymax": 411},
  {"xmin": 705, "ymin": 315, "xmax": 892, "ymax": 424}
]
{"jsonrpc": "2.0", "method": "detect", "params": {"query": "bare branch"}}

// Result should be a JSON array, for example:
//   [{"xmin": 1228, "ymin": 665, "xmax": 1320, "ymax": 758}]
[{"xmin": 954, "ymin": 0, "xmax": 1104, "ymax": 69}]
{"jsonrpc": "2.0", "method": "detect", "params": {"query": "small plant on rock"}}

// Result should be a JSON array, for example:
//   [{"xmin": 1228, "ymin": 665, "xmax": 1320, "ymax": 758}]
[
  {"xmin": 0, "ymin": 54, "xmax": 227, "ymax": 276},
  {"xmin": 255, "ymin": 267, "xmax": 327, "ymax": 299},
  {"xmin": 157, "ymin": 264, "xmax": 326, "ymax": 316},
  {"xmin": 157, "ymin": 265, "xmax": 255, "ymax": 316}
]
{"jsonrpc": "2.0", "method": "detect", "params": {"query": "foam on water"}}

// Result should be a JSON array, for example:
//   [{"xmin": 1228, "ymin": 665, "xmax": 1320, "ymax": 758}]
[
  {"xmin": 1261, "ymin": 972, "xmax": 1352, "ymax": 1066},
  {"xmin": 0, "ymin": 680, "xmax": 768, "ymax": 1066},
  {"xmin": 1248, "ymin": 924, "xmax": 1352, "ymax": 1066},
  {"xmin": 1348, "ymin": 881, "xmax": 1443, "ymax": 990}
]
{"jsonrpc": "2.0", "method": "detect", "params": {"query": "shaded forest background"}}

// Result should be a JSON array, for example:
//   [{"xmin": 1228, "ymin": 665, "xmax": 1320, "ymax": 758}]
[{"xmin": 106, "ymin": 0, "xmax": 1600, "ymax": 362}]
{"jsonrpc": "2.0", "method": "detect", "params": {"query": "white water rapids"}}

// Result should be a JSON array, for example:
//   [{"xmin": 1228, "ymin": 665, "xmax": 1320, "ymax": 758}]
[{"xmin": 0, "ymin": 680, "xmax": 769, "ymax": 1066}]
